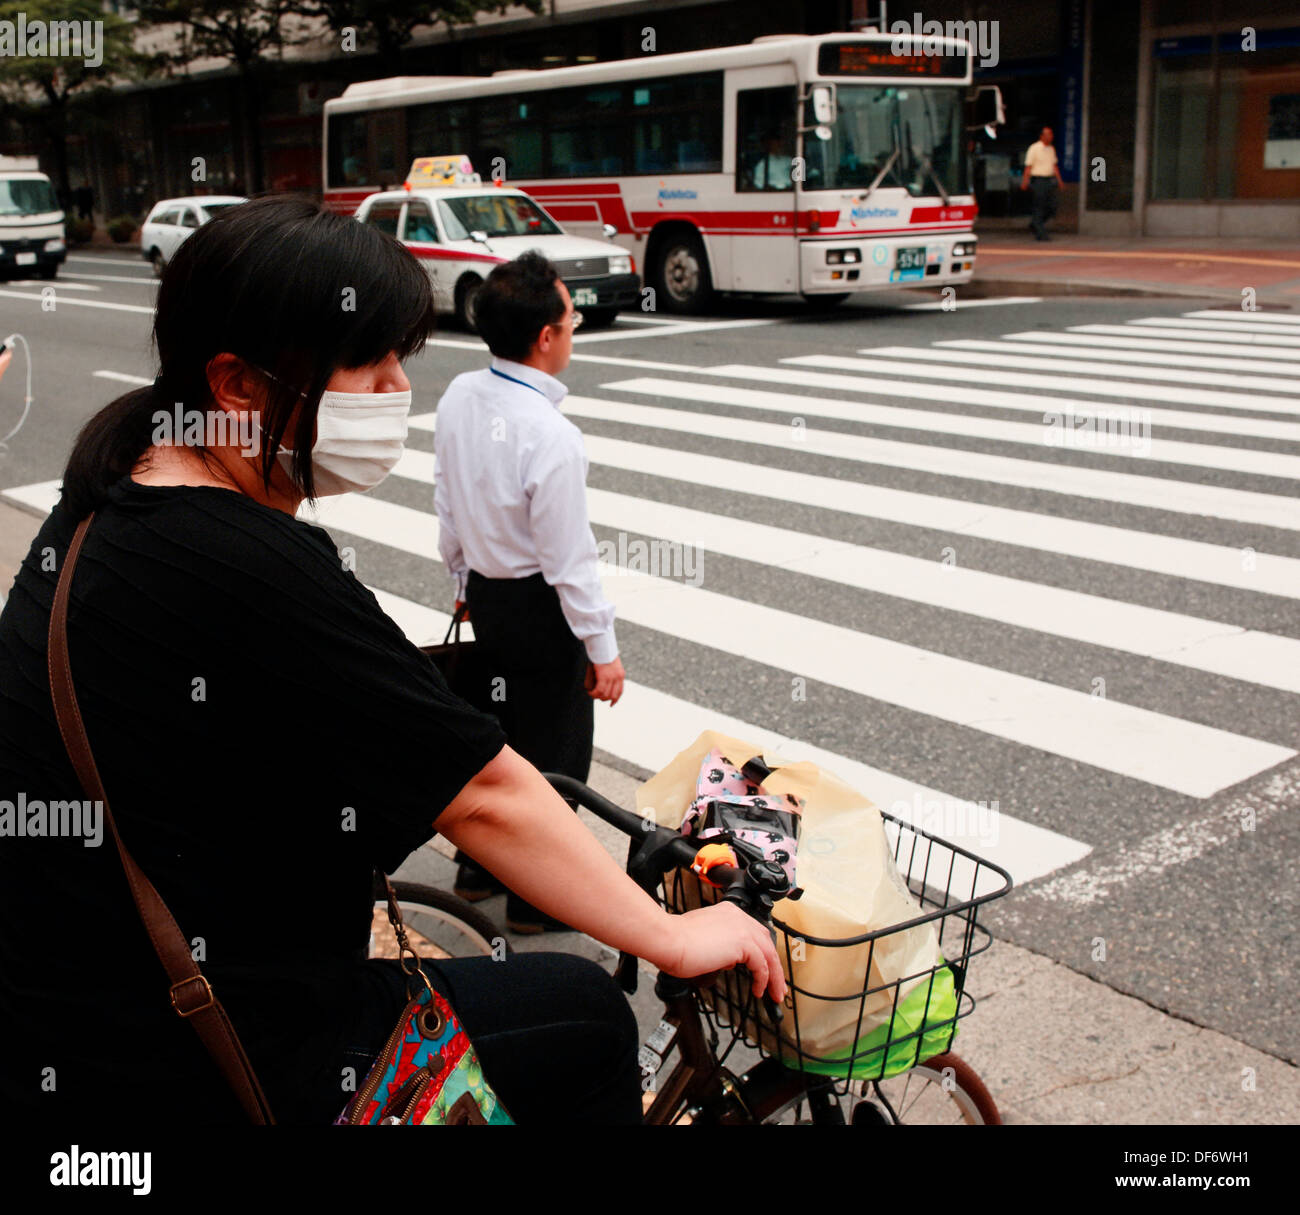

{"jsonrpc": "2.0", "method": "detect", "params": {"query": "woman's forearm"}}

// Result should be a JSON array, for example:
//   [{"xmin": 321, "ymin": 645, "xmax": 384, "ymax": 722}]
[{"xmin": 437, "ymin": 746, "xmax": 675, "ymax": 968}]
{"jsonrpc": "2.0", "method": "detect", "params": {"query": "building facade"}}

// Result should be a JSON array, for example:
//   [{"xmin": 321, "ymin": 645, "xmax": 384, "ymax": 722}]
[{"xmin": 4, "ymin": 0, "xmax": 1296, "ymax": 236}]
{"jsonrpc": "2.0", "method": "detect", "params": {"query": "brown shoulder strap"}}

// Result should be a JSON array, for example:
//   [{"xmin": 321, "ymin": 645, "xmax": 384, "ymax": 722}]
[{"xmin": 47, "ymin": 514, "xmax": 276, "ymax": 1125}]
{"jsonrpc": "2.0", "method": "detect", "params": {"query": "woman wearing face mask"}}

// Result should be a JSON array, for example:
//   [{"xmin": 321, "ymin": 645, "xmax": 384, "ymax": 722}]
[{"xmin": 0, "ymin": 197, "xmax": 783, "ymax": 1126}]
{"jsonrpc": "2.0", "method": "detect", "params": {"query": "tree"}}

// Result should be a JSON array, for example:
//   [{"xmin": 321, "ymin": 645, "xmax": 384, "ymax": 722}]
[
  {"xmin": 293, "ymin": 1, "xmax": 544, "ymax": 77},
  {"xmin": 0, "ymin": 0, "xmax": 140, "ymax": 200},
  {"xmin": 136, "ymin": 0, "xmax": 303, "ymax": 194}
]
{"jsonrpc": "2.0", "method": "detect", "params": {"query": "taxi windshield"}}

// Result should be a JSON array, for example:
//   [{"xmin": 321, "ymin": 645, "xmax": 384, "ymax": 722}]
[{"xmin": 437, "ymin": 194, "xmax": 562, "ymax": 240}]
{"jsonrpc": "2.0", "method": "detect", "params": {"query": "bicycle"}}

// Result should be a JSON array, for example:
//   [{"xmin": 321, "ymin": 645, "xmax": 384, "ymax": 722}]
[{"xmin": 545, "ymin": 771, "xmax": 1013, "ymax": 1125}]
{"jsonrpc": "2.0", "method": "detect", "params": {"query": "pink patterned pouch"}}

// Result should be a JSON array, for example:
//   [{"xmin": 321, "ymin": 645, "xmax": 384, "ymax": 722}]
[{"xmin": 682, "ymin": 748, "xmax": 803, "ymax": 885}]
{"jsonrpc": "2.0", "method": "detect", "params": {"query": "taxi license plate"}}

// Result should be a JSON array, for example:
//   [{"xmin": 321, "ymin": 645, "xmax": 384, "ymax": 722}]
[
  {"xmin": 572, "ymin": 287, "xmax": 598, "ymax": 306},
  {"xmin": 895, "ymin": 246, "xmax": 926, "ymax": 271},
  {"xmin": 15, "ymin": 252, "xmax": 36, "ymax": 266}
]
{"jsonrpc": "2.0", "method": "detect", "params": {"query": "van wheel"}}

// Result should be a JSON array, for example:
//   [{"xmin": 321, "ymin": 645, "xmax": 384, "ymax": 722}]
[
  {"xmin": 37, "ymin": 265, "xmax": 58, "ymax": 281},
  {"xmin": 150, "ymin": 249, "xmax": 165, "ymax": 277},
  {"xmin": 652, "ymin": 232, "xmax": 713, "ymax": 314},
  {"xmin": 581, "ymin": 307, "xmax": 619, "ymax": 329},
  {"xmin": 455, "ymin": 275, "xmax": 483, "ymax": 332}
]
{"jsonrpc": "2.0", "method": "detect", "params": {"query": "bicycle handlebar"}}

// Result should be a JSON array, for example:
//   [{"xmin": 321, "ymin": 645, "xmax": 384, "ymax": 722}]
[{"xmin": 543, "ymin": 773, "xmax": 786, "ymax": 1025}]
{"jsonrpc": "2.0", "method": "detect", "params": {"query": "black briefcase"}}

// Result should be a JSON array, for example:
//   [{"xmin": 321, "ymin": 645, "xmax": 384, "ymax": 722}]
[{"xmin": 421, "ymin": 604, "xmax": 492, "ymax": 712}]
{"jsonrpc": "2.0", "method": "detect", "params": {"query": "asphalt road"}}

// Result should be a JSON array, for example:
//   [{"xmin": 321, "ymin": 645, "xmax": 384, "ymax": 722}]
[{"xmin": 2, "ymin": 251, "xmax": 1297, "ymax": 1067}]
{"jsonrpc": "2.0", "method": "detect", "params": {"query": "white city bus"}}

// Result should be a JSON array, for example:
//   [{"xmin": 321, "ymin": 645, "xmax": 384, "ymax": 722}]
[{"xmin": 323, "ymin": 33, "xmax": 990, "ymax": 312}]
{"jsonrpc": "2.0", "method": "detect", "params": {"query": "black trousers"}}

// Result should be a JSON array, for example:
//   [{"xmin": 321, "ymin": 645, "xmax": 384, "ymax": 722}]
[
  {"xmin": 1030, "ymin": 177, "xmax": 1058, "ymax": 238},
  {"xmin": 336, "ymin": 952, "xmax": 643, "ymax": 1124},
  {"xmin": 454, "ymin": 572, "xmax": 594, "ymax": 898},
  {"xmin": 465, "ymin": 569, "xmax": 594, "ymax": 781}
]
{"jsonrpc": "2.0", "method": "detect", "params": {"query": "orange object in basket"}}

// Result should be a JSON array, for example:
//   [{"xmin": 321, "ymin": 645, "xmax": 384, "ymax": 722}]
[{"xmin": 691, "ymin": 842, "xmax": 738, "ymax": 888}]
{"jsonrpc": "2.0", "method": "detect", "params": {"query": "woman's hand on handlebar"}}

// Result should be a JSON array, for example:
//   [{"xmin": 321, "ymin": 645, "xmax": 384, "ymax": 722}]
[{"xmin": 657, "ymin": 901, "xmax": 787, "ymax": 1004}]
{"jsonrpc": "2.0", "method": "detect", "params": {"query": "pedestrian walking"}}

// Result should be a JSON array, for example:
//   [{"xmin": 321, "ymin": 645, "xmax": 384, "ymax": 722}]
[
  {"xmin": 433, "ymin": 251, "xmax": 626, "ymax": 933},
  {"xmin": 1020, "ymin": 126, "xmax": 1064, "ymax": 241}
]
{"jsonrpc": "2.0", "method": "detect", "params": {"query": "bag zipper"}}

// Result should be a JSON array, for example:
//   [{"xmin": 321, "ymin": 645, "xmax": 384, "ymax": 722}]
[{"xmin": 348, "ymin": 997, "xmax": 421, "ymax": 1125}]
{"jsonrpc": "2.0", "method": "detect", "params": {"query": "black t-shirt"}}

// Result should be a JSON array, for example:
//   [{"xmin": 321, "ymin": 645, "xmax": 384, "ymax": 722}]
[{"xmin": 0, "ymin": 479, "xmax": 506, "ymax": 1124}]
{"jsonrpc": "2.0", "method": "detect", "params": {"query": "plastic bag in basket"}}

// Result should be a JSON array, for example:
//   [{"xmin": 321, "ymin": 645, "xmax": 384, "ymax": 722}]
[{"xmin": 637, "ymin": 730, "xmax": 959, "ymax": 1081}]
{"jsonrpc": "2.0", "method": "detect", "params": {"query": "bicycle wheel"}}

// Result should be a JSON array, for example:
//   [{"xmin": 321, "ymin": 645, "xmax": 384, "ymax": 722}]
[
  {"xmin": 370, "ymin": 881, "xmax": 506, "ymax": 960},
  {"xmin": 738, "ymin": 1051, "xmax": 1000, "ymax": 1124},
  {"xmin": 865, "ymin": 1052, "xmax": 1001, "ymax": 1125}
]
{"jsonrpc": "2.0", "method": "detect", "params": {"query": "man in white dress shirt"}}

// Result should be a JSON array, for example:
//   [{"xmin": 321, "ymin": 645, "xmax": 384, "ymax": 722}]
[{"xmin": 434, "ymin": 250, "xmax": 625, "ymax": 932}]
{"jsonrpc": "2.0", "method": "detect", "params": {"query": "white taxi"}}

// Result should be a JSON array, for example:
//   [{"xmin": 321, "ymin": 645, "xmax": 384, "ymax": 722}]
[{"xmin": 355, "ymin": 157, "xmax": 640, "ymax": 330}]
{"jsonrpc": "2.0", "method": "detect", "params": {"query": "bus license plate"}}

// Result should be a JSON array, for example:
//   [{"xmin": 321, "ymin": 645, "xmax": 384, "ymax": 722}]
[
  {"xmin": 572, "ymin": 287, "xmax": 598, "ymax": 306},
  {"xmin": 895, "ymin": 246, "xmax": 926, "ymax": 271},
  {"xmin": 15, "ymin": 252, "xmax": 36, "ymax": 265}
]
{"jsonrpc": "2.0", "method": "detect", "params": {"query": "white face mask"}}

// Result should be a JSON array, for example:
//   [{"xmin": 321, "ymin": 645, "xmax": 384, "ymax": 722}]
[
  {"xmin": 254, "ymin": 369, "xmax": 412, "ymax": 496},
  {"xmin": 287, "ymin": 387, "xmax": 413, "ymax": 496}
]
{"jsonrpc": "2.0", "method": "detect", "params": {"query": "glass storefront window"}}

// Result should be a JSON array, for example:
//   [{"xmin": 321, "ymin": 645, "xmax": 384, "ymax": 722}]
[{"xmin": 1151, "ymin": 31, "xmax": 1300, "ymax": 201}]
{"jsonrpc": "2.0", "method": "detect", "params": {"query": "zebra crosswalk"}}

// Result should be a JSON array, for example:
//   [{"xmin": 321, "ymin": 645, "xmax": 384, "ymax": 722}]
[{"xmin": 9, "ymin": 306, "xmax": 1299, "ymax": 900}]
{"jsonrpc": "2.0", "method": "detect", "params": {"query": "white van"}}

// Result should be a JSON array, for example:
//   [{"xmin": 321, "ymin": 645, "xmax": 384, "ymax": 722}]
[{"xmin": 0, "ymin": 156, "xmax": 65, "ymax": 280}]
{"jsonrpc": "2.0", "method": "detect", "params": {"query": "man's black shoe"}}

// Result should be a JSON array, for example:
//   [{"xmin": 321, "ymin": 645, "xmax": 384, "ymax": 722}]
[{"xmin": 454, "ymin": 860, "xmax": 506, "ymax": 903}]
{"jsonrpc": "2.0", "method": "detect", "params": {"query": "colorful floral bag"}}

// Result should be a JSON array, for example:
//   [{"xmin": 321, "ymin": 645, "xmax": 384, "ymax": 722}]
[{"xmin": 336, "ymin": 882, "xmax": 512, "ymax": 1126}]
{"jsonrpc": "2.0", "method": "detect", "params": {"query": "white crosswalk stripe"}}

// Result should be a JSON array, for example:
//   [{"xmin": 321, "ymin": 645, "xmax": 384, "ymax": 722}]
[
  {"xmin": 8, "ymin": 307, "xmax": 1300, "ymax": 892},
  {"xmin": 936, "ymin": 337, "xmax": 1300, "ymax": 378},
  {"xmin": 1003, "ymin": 329, "xmax": 1300, "ymax": 362},
  {"xmin": 1183, "ymin": 310, "xmax": 1300, "ymax": 327},
  {"xmin": 1063, "ymin": 324, "xmax": 1300, "ymax": 353},
  {"xmin": 1126, "ymin": 317, "xmax": 1300, "ymax": 341},
  {"xmin": 795, "ymin": 352, "xmax": 1300, "ymax": 417},
  {"xmin": 882, "ymin": 342, "xmax": 1300, "ymax": 396}
]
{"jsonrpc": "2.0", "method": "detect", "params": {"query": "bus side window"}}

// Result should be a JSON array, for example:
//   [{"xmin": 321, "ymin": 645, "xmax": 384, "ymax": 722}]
[{"xmin": 736, "ymin": 87, "xmax": 798, "ymax": 192}]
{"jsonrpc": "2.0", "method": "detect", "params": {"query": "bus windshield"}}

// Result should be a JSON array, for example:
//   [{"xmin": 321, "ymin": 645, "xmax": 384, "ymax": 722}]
[
  {"xmin": 437, "ymin": 194, "xmax": 562, "ymax": 240},
  {"xmin": 0, "ymin": 177, "xmax": 59, "ymax": 217},
  {"xmin": 803, "ymin": 84, "xmax": 968, "ymax": 197}
]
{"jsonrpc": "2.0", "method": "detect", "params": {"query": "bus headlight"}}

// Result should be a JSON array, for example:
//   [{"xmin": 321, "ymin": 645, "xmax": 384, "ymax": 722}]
[
  {"xmin": 608, "ymin": 254, "xmax": 632, "ymax": 275},
  {"xmin": 826, "ymin": 249, "xmax": 862, "ymax": 264},
  {"xmin": 952, "ymin": 241, "xmax": 977, "ymax": 257}
]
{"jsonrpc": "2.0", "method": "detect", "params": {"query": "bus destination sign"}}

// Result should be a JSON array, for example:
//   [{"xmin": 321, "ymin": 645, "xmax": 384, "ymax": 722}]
[{"xmin": 817, "ymin": 44, "xmax": 968, "ymax": 78}]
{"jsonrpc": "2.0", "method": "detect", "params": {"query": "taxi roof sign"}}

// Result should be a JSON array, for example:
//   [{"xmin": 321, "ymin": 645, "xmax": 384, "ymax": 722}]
[{"xmin": 406, "ymin": 155, "xmax": 481, "ymax": 188}]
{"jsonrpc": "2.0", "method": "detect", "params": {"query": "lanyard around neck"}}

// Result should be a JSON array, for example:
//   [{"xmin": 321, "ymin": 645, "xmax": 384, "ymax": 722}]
[{"xmin": 490, "ymin": 367, "xmax": 550, "ymax": 400}]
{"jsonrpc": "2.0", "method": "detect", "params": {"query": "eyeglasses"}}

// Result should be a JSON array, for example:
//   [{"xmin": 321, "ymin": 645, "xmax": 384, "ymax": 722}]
[{"xmin": 553, "ymin": 310, "xmax": 584, "ymax": 332}]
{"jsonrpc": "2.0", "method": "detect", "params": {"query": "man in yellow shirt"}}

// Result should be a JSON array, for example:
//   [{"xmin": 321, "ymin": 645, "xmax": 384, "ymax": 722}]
[{"xmin": 1020, "ymin": 126, "xmax": 1064, "ymax": 241}]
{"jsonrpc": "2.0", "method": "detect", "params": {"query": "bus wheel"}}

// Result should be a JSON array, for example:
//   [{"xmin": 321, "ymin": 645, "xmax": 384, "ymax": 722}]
[
  {"xmin": 455, "ymin": 275, "xmax": 483, "ymax": 332},
  {"xmin": 653, "ymin": 233, "xmax": 713, "ymax": 314}
]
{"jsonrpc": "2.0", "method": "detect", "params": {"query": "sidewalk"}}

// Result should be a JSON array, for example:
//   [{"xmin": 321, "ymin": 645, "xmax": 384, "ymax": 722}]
[{"xmin": 972, "ymin": 231, "xmax": 1300, "ymax": 307}]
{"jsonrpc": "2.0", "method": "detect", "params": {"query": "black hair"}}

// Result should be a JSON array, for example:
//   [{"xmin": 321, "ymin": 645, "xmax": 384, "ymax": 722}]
[
  {"xmin": 473, "ymin": 250, "xmax": 565, "ymax": 361},
  {"xmin": 61, "ymin": 195, "xmax": 437, "ymax": 517}
]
